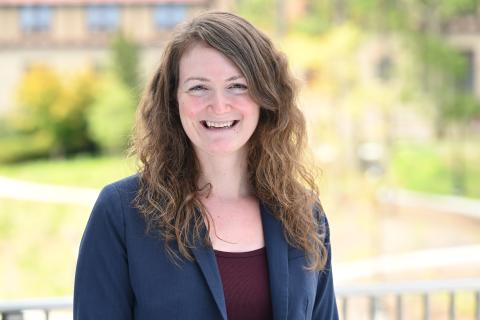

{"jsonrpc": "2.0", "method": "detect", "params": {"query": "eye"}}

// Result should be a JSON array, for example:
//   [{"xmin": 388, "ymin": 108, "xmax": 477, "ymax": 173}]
[
  {"xmin": 228, "ymin": 83, "xmax": 248, "ymax": 92},
  {"xmin": 189, "ymin": 85, "xmax": 207, "ymax": 92}
]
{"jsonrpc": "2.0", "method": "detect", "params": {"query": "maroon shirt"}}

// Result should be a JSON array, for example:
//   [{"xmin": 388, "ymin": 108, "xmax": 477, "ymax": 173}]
[{"xmin": 214, "ymin": 247, "xmax": 273, "ymax": 320}]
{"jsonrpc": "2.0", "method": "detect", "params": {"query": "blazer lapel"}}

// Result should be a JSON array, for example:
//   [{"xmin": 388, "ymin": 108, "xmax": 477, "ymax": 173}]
[
  {"xmin": 191, "ymin": 229, "xmax": 228, "ymax": 320},
  {"xmin": 190, "ymin": 203, "xmax": 289, "ymax": 320},
  {"xmin": 260, "ymin": 202, "xmax": 289, "ymax": 320}
]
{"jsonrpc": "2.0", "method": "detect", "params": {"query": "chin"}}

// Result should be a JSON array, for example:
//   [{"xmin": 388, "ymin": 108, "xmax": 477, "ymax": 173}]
[
  {"xmin": 203, "ymin": 143, "xmax": 247, "ymax": 156},
  {"xmin": 206, "ymin": 147, "xmax": 239, "ymax": 155}
]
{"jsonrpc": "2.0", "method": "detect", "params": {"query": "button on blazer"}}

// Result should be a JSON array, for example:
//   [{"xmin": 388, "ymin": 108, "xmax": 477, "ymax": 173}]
[{"xmin": 73, "ymin": 175, "xmax": 339, "ymax": 319}]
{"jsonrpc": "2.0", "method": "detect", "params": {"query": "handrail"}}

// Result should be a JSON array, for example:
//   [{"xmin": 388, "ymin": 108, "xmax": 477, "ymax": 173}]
[
  {"xmin": 1, "ymin": 278, "xmax": 480, "ymax": 319},
  {"xmin": 0, "ymin": 297, "xmax": 71, "ymax": 312},
  {"xmin": 336, "ymin": 278, "xmax": 480, "ymax": 320},
  {"xmin": 335, "ymin": 277, "xmax": 480, "ymax": 296}
]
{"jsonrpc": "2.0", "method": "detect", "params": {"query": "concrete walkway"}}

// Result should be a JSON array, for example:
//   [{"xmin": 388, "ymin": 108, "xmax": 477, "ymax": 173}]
[
  {"xmin": 1, "ymin": 175, "xmax": 479, "ymax": 284},
  {"xmin": 0, "ymin": 176, "xmax": 99, "ymax": 207},
  {"xmin": 378, "ymin": 187, "xmax": 480, "ymax": 219},
  {"xmin": 334, "ymin": 243, "xmax": 480, "ymax": 283}
]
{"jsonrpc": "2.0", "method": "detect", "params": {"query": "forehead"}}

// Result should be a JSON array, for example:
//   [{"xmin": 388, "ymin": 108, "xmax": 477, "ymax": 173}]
[{"xmin": 178, "ymin": 42, "xmax": 243, "ymax": 79}]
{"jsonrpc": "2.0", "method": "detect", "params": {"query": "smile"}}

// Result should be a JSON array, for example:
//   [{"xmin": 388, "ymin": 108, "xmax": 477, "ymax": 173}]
[{"xmin": 200, "ymin": 120, "xmax": 239, "ymax": 129}]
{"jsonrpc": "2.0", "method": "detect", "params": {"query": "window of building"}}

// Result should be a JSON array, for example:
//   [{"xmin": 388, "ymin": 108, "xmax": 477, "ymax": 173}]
[
  {"xmin": 20, "ymin": 5, "xmax": 52, "ymax": 32},
  {"xmin": 459, "ymin": 50, "xmax": 475, "ymax": 93},
  {"xmin": 154, "ymin": 4, "xmax": 187, "ymax": 29},
  {"xmin": 376, "ymin": 55, "xmax": 393, "ymax": 82},
  {"xmin": 87, "ymin": 5, "xmax": 119, "ymax": 32}
]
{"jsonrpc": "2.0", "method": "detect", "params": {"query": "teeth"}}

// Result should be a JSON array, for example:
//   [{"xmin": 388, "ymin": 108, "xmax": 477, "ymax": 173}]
[{"xmin": 205, "ymin": 120, "xmax": 235, "ymax": 128}]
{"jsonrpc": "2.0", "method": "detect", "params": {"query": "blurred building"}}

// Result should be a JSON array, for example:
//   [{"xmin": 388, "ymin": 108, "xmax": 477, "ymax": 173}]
[
  {"xmin": 445, "ymin": 14, "xmax": 480, "ymax": 98},
  {"xmin": 0, "ymin": 0, "xmax": 232, "ymax": 113}
]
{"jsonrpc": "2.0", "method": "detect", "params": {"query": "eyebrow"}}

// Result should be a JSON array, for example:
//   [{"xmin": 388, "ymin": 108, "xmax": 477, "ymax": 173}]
[
  {"xmin": 225, "ymin": 75, "xmax": 245, "ymax": 82},
  {"xmin": 183, "ymin": 75, "xmax": 245, "ymax": 84}
]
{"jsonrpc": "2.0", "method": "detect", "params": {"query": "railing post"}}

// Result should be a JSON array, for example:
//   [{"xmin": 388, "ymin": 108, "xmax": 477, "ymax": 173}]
[
  {"xmin": 422, "ymin": 293, "xmax": 430, "ymax": 320},
  {"xmin": 396, "ymin": 294, "xmax": 403, "ymax": 320},
  {"xmin": 449, "ymin": 291, "xmax": 455, "ymax": 320},
  {"xmin": 341, "ymin": 297, "xmax": 348, "ymax": 320},
  {"xmin": 1, "ymin": 311, "xmax": 23, "ymax": 320},
  {"xmin": 476, "ymin": 291, "xmax": 480, "ymax": 320},
  {"xmin": 369, "ymin": 296, "xmax": 380, "ymax": 320}
]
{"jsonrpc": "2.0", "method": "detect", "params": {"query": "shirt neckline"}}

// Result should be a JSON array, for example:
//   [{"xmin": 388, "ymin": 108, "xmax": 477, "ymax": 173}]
[{"xmin": 213, "ymin": 246, "xmax": 266, "ymax": 258}]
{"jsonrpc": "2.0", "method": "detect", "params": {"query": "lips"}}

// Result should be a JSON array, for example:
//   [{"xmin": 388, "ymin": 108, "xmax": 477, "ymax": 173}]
[{"xmin": 200, "ymin": 120, "xmax": 239, "ymax": 129}]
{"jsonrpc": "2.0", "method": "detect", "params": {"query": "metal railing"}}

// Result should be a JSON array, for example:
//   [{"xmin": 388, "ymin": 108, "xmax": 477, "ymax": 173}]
[
  {"xmin": 336, "ymin": 278, "xmax": 480, "ymax": 320},
  {"xmin": 0, "ymin": 297, "xmax": 71, "ymax": 320},
  {"xmin": 1, "ymin": 278, "xmax": 480, "ymax": 320}
]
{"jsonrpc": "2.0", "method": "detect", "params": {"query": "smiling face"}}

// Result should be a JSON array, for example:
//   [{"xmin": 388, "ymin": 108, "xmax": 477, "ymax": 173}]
[{"xmin": 177, "ymin": 42, "xmax": 260, "ymax": 157}]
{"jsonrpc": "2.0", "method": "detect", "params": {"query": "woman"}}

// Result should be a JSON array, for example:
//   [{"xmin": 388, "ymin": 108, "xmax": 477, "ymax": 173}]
[{"xmin": 74, "ymin": 11, "xmax": 339, "ymax": 320}]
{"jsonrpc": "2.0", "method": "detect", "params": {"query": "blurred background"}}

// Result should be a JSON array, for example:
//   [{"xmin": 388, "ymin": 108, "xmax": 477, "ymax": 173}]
[{"xmin": 0, "ymin": 0, "xmax": 479, "ymax": 319}]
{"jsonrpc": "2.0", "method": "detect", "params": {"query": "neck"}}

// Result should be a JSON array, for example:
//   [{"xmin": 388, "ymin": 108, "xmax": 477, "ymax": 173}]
[{"xmin": 195, "ymin": 148, "xmax": 253, "ymax": 201}]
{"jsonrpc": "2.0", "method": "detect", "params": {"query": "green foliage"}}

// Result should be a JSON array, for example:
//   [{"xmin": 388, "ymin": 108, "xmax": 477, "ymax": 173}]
[
  {"xmin": 10, "ymin": 60, "xmax": 138, "ymax": 160},
  {"xmin": 291, "ymin": 0, "xmax": 480, "ymax": 130},
  {"xmin": 14, "ymin": 65, "xmax": 62, "ymax": 133},
  {"xmin": 82, "ymin": 32, "xmax": 140, "ymax": 155},
  {"xmin": 442, "ymin": 93, "xmax": 480, "ymax": 124},
  {"xmin": 110, "ymin": 32, "xmax": 142, "ymax": 98},
  {"xmin": 416, "ymin": 35, "xmax": 465, "ymax": 77},
  {"xmin": 13, "ymin": 65, "xmax": 98, "ymax": 157},
  {"xmin": 295, "ymin": 0, "xmax": 479, "ymax": 31},
  {"xmin": 282, "ymin": 24, "xmax": 362, "ymax": 94},
  {"xmin": 390, "ymin": 140, "xmax": 480, "ymax": 198},
  {"xmin": 0, "ymin": 199, "xmax": 89, "ymax": 298},
  {"xmin": 0, "ymin": 133, "xmax": 53, "ymax": 163},
  {"xmin": 52, "ymin": 70, "xmax": 98, "ymax": 154},
  {"xmin": 0, "ymin": 155, "xmax": 135, "ymax": 188},
  {"xmin": 2, "ymin": 32, "xmax": 141, "ymax": 163},
  {"xmin": 391, "ymin": 142, "xmax": 451, "ymax": 194},
  {"xmin": 291, "ymin": 1, "xmax": 333, "ymax": 34},
  {"xmin": 236, "ymin": 0, "xmax": 275, "ymax": 31},
  {"xmin": 404, "ymin": 33, "xmax": 480, "ymax": 129},
  {"xmin": 86, "ymin": 75, "xmax": 136, "ymax": 154},
  {"xmin": 430, "ymin": 0, "xmax": 479, "ymax": 19}
]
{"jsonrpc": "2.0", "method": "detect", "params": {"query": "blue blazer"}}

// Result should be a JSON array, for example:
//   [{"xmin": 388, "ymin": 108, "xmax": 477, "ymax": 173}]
[{"xmin": 74, "ymin": 175, "xmax": 339, "ymax": 319}]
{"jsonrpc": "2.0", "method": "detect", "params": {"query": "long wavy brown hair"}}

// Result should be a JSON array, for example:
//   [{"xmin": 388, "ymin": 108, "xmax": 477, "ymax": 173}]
[{"xmin": 130, "ymin": 11, "xmax": 327, "ymax": 271}]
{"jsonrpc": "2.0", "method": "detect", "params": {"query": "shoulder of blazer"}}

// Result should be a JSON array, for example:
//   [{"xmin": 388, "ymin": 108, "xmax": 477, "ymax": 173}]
[{"xmin": 106, "ymin": 174, "xmax": 141, "ymax": 196}]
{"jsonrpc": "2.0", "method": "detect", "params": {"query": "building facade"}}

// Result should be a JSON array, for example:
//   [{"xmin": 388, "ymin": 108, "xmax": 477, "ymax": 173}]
[
  {"xmin": 445, "ymin": 14, "xmax": 480, "ymax": 99},
  {"xmin": 0, "ymin": 0, "xmax": 228, "ymax": 113}
]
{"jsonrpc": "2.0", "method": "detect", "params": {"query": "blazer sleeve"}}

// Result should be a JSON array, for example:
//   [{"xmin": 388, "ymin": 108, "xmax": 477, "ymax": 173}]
[
  {"xmin": 73, "ymin": 184, "xmax": 134, "ymax": 320},
  {"xmin": 312, "ymin": 207, "xmax": 339, "ymax": 320}
]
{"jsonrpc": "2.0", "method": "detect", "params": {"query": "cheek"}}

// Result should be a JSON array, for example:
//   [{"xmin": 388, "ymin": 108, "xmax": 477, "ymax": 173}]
[
  {"xmin": 182, "ymin": 107, "xmax": 197, "ymax": 120},
  {"xmin": 178, "ymin": 97, "xmax": 203, "ymax": 119},
  {"xmin": 232, "ymin": 96, "xmax": 260, "ymax": 116},
  {"xmin": 246, "ymin": 104, "xmax": 260, "ymax": 124}
]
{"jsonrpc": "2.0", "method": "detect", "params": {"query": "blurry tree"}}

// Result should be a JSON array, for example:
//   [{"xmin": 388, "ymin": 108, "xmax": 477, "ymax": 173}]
[
  {"xmin": 236, "ymin": 0, "xmax": 275, "ymax": 32},
  {"xmin": 14, "ymin": 65, "xmax": 62, "ymax": 134},
  {"xmin": 86, "ymin": 74, "xmax": 136, "ymax": 154},
  {"xmin": 9, "ymin": 33, "xmax": 142, "ymax": 161},
  {"xmin": 110, "ymin": 32, "xmax": 142, "ymax": 100},
  {"xmin": 51, "ymin": 69, "xmax": 98, "ymax": 155},
  {"xmin": 402, "ymin": 1, "xmax": 480, "ymax": 195},
  {"xmin": 280, "ymin": 24, "xmax": 364, "ymax": 174},
  {"xmin": 13, "ymin": 65, "xmax": 97, "ymax": 158},
  {"xmin": 290, "ymin": 1, "xmax": 340, "ymax": 33},
  {"xmin": 277, "ymin": 0, "xmax": 480, "ymax": 194},
  {"xmin": 84, "ymin": 32, "xmax": 140, "ymax": 154}
]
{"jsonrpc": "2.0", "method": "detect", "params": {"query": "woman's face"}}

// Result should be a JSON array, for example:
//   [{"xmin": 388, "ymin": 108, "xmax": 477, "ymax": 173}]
[{"xmin": 177, "ymin": 42, "xmax": 260, "ymax": 157}]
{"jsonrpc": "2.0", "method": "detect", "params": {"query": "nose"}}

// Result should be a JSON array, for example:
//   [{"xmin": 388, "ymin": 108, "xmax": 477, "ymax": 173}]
[{"xmin": 209, "ymin": 91, "xmax": 231, "ymax": 114}]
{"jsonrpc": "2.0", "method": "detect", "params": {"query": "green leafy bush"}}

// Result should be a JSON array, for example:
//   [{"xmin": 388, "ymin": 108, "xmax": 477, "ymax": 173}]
[
  {"xmin": 0, "ymin": 133, "xmax": 53, "ymax": 163},
  {"xmin": 13, "ymin": 65, "xmax": 97, "ymax": 156},
  {"xmin": 86, "ymin": 75, "xmax": 136, "ymax": 154}
]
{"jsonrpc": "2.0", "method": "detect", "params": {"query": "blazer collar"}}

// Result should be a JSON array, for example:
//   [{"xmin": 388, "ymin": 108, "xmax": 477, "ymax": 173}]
[
  {"xmin": 260, "ymin": 201, "xmax": 289, "ymax": 320},
  {"xmin": 191, "ymin": 240, "xmax": 228, "ymax": 320},
  {"xmin": 191, "ymin": 202, "xmax": 289, "ymax": 320}
]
